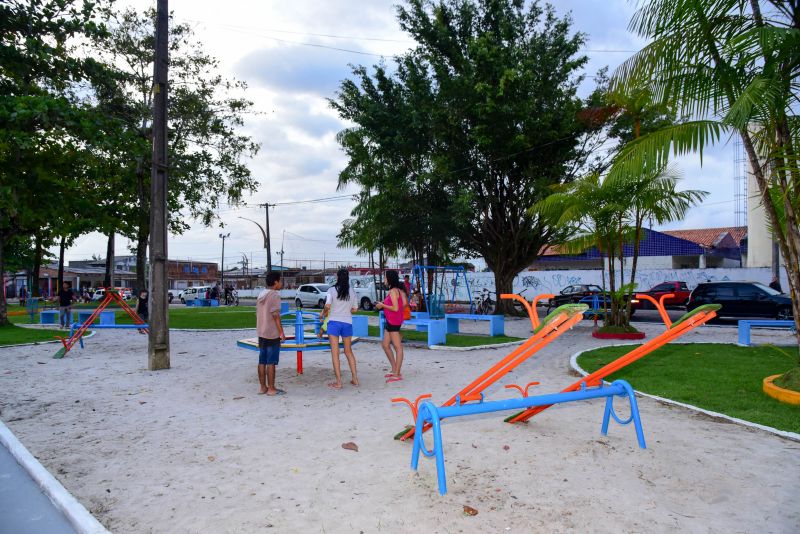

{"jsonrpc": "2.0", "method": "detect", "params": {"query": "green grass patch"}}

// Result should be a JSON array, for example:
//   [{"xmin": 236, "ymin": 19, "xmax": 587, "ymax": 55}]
[
  {"xmin": 116, "ymin": 306, "xmax": 259, "ymax": 329},
  {"xmin": 367, "ymin": 325, "xmax": 522, "ymax": 347},
  {"xmin": 0, "ymin": 324, "xmax": 65, "ymax": 346},
  {"xmin": 577, "ymin": 343, "xmax": 800, "ymax": 434}
]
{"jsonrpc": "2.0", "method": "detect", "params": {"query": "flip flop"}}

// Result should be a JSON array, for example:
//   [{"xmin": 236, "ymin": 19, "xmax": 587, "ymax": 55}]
[
  {"xmin": 384, "ymin": 373, "xmax": 396, "ymax": 378},
  {"xmin": 267, "ymin": 389, "xmax": 287, "ymax": 396},
  {"xmin": 327, "ymin": 383, "xmax": 342, "ymax": 390},
  {"xmin": 386, "ymin": 376, "xmax": 403, "ymax": 383}
]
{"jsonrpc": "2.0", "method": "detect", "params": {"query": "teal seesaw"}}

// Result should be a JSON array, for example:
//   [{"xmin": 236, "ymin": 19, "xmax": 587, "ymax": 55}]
[{"xmin": 411, "ymin": 379, "xmax": 646, "ymax": 495}]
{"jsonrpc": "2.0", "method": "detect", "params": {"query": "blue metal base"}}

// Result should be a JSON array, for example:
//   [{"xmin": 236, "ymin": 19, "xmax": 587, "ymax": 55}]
[{"xmin": 410, "ymin": 380, "xmax": 646, "ymax": 495}]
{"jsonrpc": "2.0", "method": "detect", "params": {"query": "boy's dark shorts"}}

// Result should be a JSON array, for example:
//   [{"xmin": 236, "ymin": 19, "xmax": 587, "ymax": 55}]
[
  {"xmin": 258, "ymin": 337, "xmax": 281, "ymax": 365},
  {"xmin": 385, "ymin": 323, "xmax": 402, "ymax": 332}
]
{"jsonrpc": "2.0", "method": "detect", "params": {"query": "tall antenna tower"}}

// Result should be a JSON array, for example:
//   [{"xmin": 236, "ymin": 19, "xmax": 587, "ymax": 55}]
[{"xmin": 733, "ymin": 136, "xmax": 748, "ymax": 228}]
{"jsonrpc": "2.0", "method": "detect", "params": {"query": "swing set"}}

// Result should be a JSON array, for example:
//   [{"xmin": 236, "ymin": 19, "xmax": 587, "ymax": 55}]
[{"xmin": 410, "ymin": 265, "xmax": 473, "ymax": 318}]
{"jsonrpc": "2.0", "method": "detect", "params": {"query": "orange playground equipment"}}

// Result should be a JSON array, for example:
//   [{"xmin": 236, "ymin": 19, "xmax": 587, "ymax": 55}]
[
  {"xmin": 54, "ymin": 288, "xmax": 147, "ymax": 359},
  {"xmin": 393, "ymin": 299, "xmax": 588, "ymax": 441},
  {"xmin": 504, "ymin": 303, "xmax": 721, "ymax": 424}
]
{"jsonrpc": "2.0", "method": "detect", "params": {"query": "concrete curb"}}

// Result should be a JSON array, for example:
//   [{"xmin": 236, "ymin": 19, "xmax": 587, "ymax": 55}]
[
  {"xmin": 430, "ymin": 339, "xmax": 527, "ymax": 351},
  {"xmin": 569, "ymin": 344, "xmax": 800, "ymax": 443},
  {"xmin": 0, "ymin": 330, "xmax": 97, "ymax": 349},
  {"xmin": 0, "ymin": 420, "xmax": 110, "ymax": 534}
]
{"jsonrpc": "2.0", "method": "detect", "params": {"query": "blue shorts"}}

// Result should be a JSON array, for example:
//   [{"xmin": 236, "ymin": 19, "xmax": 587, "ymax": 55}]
[
  {"xmin": 327, "ymin": 321, "xmax": 353, "ymax": 338},
  {"xmin": 258, "ymin": 338, "xmax": 281, "ymax": 365}
]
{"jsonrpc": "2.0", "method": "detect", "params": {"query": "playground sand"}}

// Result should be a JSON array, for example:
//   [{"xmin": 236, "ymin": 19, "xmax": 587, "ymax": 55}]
[{"xmin": 0, "ymin": 320, "xmax": 798, "ymax": 533}]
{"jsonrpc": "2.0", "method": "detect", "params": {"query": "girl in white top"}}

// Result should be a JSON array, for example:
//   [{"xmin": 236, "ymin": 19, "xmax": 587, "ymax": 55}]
[{"xmin": 319, "ymin": 269, "xmax": 359, "ymax": 389}]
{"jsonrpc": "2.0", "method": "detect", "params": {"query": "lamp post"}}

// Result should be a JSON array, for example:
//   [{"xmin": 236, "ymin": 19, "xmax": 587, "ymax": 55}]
[
  {"xmin": 219, "ymin": 233, "xmax": 230, "ymax": 292},
  {"xmin": 238, "ymin": 216, "xmax": 271, "ymax": 282}
]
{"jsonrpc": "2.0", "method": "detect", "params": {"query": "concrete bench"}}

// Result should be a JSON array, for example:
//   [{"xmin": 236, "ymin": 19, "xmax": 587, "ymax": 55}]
[
  {"xmin": 379, "ymin": 312, "xmax": 446, "ymax": 346},
  {"xmin": 737, "ymin": 320, "xmax": 796, "ymax": 346},
  {"xmin": 445, "ymin": 313, "xmax": 504, "ymax": 336},
  {"xmin": 351, "ymin": 315, "xmax": 369, "ymax": 337},
  {"xmin": 76, "ymin": 310, "xmax": 116, "ymax": 326},
  {"xmin": 39, "ymin": 310, "xmax": 60, "ymax": 325}
]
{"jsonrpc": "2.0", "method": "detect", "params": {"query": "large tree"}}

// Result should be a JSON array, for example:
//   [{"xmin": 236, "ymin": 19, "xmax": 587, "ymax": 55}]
[
  {"xmin": 96, "ymin": 8, "xmax": 260, "ymax": 292},
  {"xmin": 333, "ymin": 0, "xmax": 590, "ymax": 312},
  {"xmin": 610, "ymin": 0, "xmax": 800, "ymax": 357},
  {"xmin": 0, "ymin": 0, "xmax": 112, "ymax": 323}
]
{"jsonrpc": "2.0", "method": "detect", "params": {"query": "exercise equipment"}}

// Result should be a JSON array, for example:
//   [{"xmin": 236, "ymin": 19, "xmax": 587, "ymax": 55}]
[{"xmin": 411, "ymin": 266, "xmax": 473, "ymax": 318}]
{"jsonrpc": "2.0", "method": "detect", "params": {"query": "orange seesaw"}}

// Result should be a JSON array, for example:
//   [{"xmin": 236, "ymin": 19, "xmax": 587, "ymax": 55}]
[{"xmin": 393, "ymin": 297, "xmax": 587, "ymax": 441}]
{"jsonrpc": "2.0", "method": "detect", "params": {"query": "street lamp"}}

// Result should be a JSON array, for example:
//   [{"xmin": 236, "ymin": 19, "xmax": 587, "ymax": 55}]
[
  {"xmin": 238, "ymin": 216, "xmax": 272, "ymax": 278},
  {"xmin": 219, "ymin": 233, "xmax": 230, "ymax": 293}
]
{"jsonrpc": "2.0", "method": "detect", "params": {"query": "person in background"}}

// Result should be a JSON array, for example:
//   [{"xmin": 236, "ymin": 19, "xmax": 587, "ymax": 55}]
[
  {"xmin": 403, "ymin": 274, "xmax": 412, "ymax": 295},
  {"xmin": 319, "ymin": 268, "xmax": 359, "ymax": 389},
  {"xmin": 375, "ymin": 269, "xmax": 408, "ymax": 383},
  {"xmin": 18, "ymin": 285, "xmax": 27, "ymax": 306},
  {"xmin": 136, "ymin": 289, "xmax": 149, "ymax": 334},
  {"xmin": 256, "ymin": 272, "xmax": 286, "ymax": 395},
  {"xmin": 769, "ymin": 276, "xmax": 782, "ymax": 292},
  {"xmin": 58, "ymin": 282, "xmax": 75, "ymax": 329}
]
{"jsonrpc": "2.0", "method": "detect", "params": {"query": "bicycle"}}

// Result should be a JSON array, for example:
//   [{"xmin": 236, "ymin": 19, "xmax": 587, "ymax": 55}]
[{"xmin": 473, "ymin": 288, "xmax": 496, "ymax": 315}]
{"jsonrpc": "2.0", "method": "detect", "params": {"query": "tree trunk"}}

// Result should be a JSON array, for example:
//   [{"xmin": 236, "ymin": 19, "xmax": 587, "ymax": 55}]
[
  {"xmin": 57, "ymin": 236, "xmax": 66, "ymax": 290},
  {"xmin": 0, "ymin": 236, "xmax": 8, "ymax": 326},
  {"xmin": 104, "ymin": 231, "xmax": 115, "ymax": 288},
  {"xmin": 31, "ymin": 234, "xmax": 43, "ymax": 298},
  {"xmin": 135, "ymin": 157, "xmax": 149, "ymax": 294}
]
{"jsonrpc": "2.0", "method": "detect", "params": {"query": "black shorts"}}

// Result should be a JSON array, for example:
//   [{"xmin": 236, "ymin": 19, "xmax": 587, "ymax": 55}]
[{"xmin": 385, "ymin": 323, "xmax": 402, "ymax": 332}]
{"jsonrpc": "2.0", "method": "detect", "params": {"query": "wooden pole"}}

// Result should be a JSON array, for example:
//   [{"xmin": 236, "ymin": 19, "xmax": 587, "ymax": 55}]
[{"xmin": 148, "ymin": 0, "xmax": 170, "ymax": 370}]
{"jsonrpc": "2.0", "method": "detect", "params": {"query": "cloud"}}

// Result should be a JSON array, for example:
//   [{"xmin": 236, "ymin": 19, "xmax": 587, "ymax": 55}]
[{"xmin": 236, "ymin": 42, "xmax": 368, "ymax": 98}]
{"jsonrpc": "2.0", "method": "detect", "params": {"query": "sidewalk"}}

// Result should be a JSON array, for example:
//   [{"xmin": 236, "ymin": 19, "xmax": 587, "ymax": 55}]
[{"xmin": 0, "ymin": 441, "xmax": 76, "ymax": 534}]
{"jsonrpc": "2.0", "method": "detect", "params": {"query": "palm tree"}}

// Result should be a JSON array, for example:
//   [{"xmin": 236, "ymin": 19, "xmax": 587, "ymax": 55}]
[{"xmin": 609, "ymin": 0, "xmax": 800, "ymax": 354}]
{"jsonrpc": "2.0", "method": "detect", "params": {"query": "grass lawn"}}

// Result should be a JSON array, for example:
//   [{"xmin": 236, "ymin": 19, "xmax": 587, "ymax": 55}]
[
  {"xmin": 366, "ymin": 325, "xmax": 522, "ymax": 347},
  {"xmin": 577, "ymin": 343, "xmax": 800, "ymax": 434},
  {"xmin": 0, "ymin": 324, "xmax": 66, "ymax": 346},
  {"xmin": 116, "ymin": 306, "xmax": 259, "ymax": 329}
]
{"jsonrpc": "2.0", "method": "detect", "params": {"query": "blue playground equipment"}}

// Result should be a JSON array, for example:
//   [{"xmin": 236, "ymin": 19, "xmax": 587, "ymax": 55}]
[
  {"xmin": 237, "ymin": 310, "xmax": 365, "ymax": 374},
  {"xmin": 68, "ymin": 323, "xmax": 150, "ymax": 349},
  {"xmin": 411, "ymin": 265, "xmax": 473, "ymax": 318},
  {"xmin": 410, "ymin": 379, "xmax": 646, "ymax": 495}
]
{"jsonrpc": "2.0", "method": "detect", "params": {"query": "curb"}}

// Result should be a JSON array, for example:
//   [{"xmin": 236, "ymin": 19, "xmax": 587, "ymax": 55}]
[
  {"xmin": 0, "ymin": 420, "xmax": 110, "ymax": 534},
  {"xmin": 763, "ymin": 374, "xmax": 800, "ymax": 405},
  {"xmin": 0, "ymin": 330, "xmax": 97, "ymax": 349},
  {"xmin": 569, "ymin": 344, "xmax": 800, "ymax": 443},
  {"xmin": 430, "ymin": 339, "xmax": 526, "ymax": 351}
]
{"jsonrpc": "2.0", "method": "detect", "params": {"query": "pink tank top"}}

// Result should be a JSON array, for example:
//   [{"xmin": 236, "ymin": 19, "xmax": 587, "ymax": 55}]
[{"xmin": 383, "ymin": 289, "xmax": 406, "ymax": 326}]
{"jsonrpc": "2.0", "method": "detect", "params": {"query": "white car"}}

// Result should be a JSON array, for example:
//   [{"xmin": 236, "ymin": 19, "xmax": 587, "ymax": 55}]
[
  {"xmin": 180, "ymin": 286, "xmax": 212, "ymax": 303},
  {"xmin": 294, "ymin": 284, "xmax": 330, "ymax": 309},
  {"xmin": 92, "ymin": 288, "xmax": 130, "ymax": 301}
]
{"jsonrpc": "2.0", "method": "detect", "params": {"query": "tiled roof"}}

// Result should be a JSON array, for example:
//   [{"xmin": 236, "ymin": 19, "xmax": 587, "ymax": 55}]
[{"xmin": 661, "ymin": 226, "xmax": 747, "ymax": 248}]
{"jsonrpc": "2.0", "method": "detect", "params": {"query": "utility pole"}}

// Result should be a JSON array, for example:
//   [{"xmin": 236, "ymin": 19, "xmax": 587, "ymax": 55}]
[
  {"xmin": 148, "ymin": 0, "xmax": 170, "ymax": 371},
  {"xmin": 263, "ymin": 203, "xmax": 272, "ymax": 273},
  {"xmin": 219, "ymin": 233, "xmax": 230, "ymax": 291},
  {"xmin": 279, "ymin": 230, "xmax": 285, "ymax": 269}
]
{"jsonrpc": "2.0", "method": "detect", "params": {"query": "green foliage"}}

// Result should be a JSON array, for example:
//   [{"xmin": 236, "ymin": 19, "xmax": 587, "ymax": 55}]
[
  {"xmin": 609, "ymin": 0, "xmax": 800, "ymax": 343},
  {"xmin": 332, "ymin": 0, "xmax": 591, "ymax": 308},
  {"xmin": 577, "ymin": 343, "xmax": 800, "ymax": 434}
]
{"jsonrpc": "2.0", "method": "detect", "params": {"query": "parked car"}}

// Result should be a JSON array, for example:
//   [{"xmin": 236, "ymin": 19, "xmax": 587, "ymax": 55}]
[
  {"xmin": 353, "ymin": 281, "xmax": 389, "ymax": 310},
  {"xmin": 637, "ymin": 281, "xmax": 691, "ymax": 308},
  {"xmin": 686, "ymin": 281, "xmax": 793, "ymax": 319},
  {"xmin": 91, "ymin": 288, "xmax": 130, "ymax": 301},
  {"xmin": 180, "ymin": 286, "xmax": 212, "ymax": 303},
  {"xmin": 578, "ymin": 294, "xmax": 636, "ymax": 319},
  {"xmin": 294, "ymin": 284, "xmax": 330, "ymax": 309},
  {"xmin": 547, "ymin": 284, "xmax": 604, "ymax": 310}
]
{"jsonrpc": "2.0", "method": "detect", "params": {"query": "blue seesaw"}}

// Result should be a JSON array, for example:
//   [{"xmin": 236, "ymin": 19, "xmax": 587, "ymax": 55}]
[
  {"xmin": 410, "ymin": 379, "xmax": 646, "ymax": 495},
  {"xmin": 69, "ymin": 323, "xmax": 150, "ymax": 349}
]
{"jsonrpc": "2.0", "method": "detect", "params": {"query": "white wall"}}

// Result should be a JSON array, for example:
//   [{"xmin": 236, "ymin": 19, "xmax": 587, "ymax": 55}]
[{"xmin": 339, "ymin": 266, "xmax": 789, "ymax": 302}]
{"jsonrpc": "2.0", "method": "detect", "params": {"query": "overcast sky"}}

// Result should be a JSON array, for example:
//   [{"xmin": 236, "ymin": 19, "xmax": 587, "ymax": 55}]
[{"xmin": 58, "ymin": 0, "xmax": 741, "ymax": 271}]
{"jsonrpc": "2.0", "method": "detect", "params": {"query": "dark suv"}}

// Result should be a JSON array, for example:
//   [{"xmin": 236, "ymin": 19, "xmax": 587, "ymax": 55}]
[
  {"xmin": 547, "ymin": 284, "xmax": 604, "ymax": 310},
  {"xmin": 686, "ymin": 281, "xmax": 793, "ymax": 319}
]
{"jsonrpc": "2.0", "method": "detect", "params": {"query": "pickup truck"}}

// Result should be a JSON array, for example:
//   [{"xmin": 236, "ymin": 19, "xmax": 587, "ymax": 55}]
[
  {"xmin": 636, "ymin": 281, "xmax": 691, "ymax": 308},
  {"xmin": 353, "ymin": 281, "xmax": 388, "ymax": 311}
]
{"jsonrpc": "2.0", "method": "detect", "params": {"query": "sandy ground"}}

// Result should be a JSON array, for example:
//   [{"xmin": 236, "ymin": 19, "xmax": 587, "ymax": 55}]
[{"xmin": 1, "ymin": 318, "xmax": 799, "ymax": 534}]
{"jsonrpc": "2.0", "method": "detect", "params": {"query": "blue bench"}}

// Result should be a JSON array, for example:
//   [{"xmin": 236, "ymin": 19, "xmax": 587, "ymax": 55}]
[
  {"xmin": 737, "ymin": 320, "xmax": 796, "ymax": 346},
  {"xmin": 351, "ymin": 315, "xmax": 369, "ymax": 337},
  {"xmin": 69, "ymin": 323, "xmax": 149, "ymax": 349},
  {"xmin": 445, "ymin": 313, "xmax": 504, "ymax": 336},
  {"xmin": 379, "ymin": 312, "xmax": 446, "ymax": 346},
  {"xmin": 76, "ymin": 310, "xmax": 116, "ymax": 326},
  {"xmin": 39, "ymin": 310, "xmax": 60, "ymax": 325}
]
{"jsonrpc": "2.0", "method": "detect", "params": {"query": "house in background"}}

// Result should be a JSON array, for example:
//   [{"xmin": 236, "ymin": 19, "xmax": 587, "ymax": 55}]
[{"xmin": 529, "ymin": 226, "xmax": 746, "ymax": 271}]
